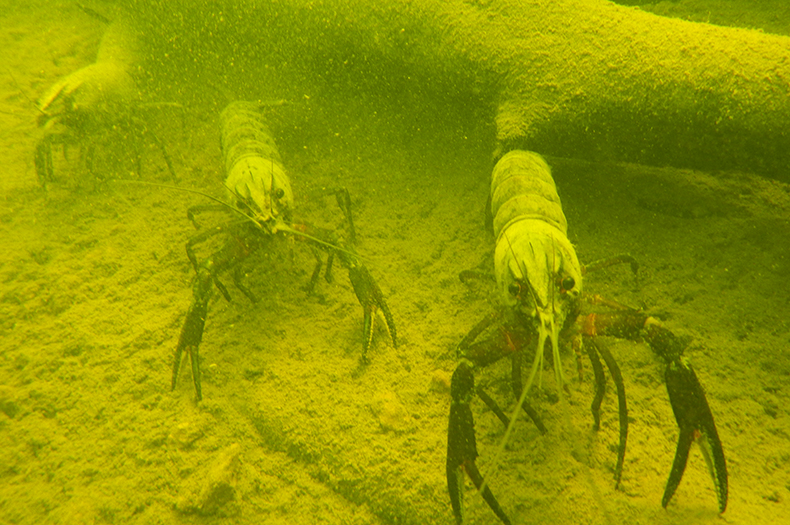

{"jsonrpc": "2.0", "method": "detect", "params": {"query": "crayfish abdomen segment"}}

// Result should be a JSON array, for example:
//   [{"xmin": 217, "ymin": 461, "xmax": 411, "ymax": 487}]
[{"xmin": 490, "ymin": 151, "xmax": 568, "ymax": 237}]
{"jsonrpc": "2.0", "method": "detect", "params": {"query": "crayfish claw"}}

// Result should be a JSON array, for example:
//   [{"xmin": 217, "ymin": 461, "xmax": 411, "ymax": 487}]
[
  {"xmin": 172, "ymin": 269, "xmax": 213, "ymax": 402},
  {"xmin": 448, "ymin": 362, "xmax": 512, "ymax": 525},
  {"xmin": 172, "ymin": 302, "xmax": 207, "ymax": 402},
  {"xmin": 347, "ymin": 263, "xmax": 397, "ymax": 360},
  {"xmin": 663, "ymin": 358, "xmax": 728, "ymax": 513}
]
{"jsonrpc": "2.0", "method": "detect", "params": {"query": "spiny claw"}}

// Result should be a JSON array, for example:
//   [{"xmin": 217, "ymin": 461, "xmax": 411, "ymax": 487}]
[
  {"xmin": 663, "ymin": 358, "xmax": 728, "ymax": 513},
  {"xmin": 447, "ymin": 362, "xmax": 512, "ymax": 525},
  {"xmin": 347, "ymin": 263, "xmax": 397, "ymax": 360},
  {"xmin": 172, "ymin": 268, "xmax": 213, "ymax": 402}
]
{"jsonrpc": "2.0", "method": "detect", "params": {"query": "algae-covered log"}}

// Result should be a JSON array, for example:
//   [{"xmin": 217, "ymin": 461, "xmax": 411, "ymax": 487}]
[{"xmin": 128, "ymin": 0, "xmax": 789, "ymax": 180}]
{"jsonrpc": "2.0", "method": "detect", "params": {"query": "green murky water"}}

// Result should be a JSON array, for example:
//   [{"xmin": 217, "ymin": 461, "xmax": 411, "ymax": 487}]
[{"xmin": 1, "ymin": 1, "xmax": 789, "ymax": 524}]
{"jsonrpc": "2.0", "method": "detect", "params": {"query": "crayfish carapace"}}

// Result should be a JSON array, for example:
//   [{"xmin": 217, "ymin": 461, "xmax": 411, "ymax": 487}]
[
  {"xmin": 446, "ymin": 151, "xmax": 727, "ymax": 524},
  {"xmin": 171, "ymin": 101, "xmax": 397, "ymax": 401}
]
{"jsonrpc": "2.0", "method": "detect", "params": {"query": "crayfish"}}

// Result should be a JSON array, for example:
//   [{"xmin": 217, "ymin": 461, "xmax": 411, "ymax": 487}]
[
  {"xmin": 35, "ymin": 14, "xmax": 178, "ymax": 186},
  {"xmin": 446, "ymin": 151, "xmax": 727, "ymax": 524},
  {"xmin": 171, "ymin": 101, "xmax": 397, "ymax": 401}
]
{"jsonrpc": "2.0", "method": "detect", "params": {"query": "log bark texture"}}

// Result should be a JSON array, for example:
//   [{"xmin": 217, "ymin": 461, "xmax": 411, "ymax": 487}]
[{"xmin": 129, "ymin": 0, "xmax": 790, "ymax": 176}]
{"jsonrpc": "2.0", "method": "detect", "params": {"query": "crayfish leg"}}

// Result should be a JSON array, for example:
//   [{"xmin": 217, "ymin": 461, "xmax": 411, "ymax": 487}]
[
  {"xmin": 591, "ymin": 339, "xmax": 628, "ymax": 487},
  {"xmin": 584, "ymin": 339, "xmax": 607, "ymax": 431}
]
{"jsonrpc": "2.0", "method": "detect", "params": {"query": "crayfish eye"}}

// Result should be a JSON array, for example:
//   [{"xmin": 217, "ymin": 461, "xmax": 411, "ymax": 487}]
[
  {"xmin": 508, "ymin": 282, "xmax": 521, "ymax": 297},
  {"xmin": 274, "ymin": 188, "xmax": 285, "ymax": 199},
  {"xmin": 561, "ymin": 276, "xmax": 575, "ymax": 292}
]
